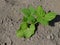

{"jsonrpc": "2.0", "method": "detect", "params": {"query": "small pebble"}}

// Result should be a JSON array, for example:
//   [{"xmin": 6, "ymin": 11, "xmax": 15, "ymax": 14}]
[
  {"xmin": 0, "ymin": 20, "xmax": 3, "ymax": 24},
  {"xmin": 37, "ymin": 35, "xmax": 40, "ymax": 40},
  {"xmin": 47, "ymin": 35, "xmax": 50, "ymax": 39},
  {"xmin": 47, "ymin": 34, "xmax": 54, "ymax": 40},
  {"xmin": 50, "ymin": 34, "xmax": 54, "ymax": 40}
]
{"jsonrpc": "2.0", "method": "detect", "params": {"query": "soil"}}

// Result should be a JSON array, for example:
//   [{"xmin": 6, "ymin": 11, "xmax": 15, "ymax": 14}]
[{"xmin": 0, "ymin": 0, "xmax": 60, "ymax": 45}]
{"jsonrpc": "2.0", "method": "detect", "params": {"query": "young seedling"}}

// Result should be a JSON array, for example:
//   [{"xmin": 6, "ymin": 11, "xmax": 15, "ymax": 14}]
[{"xmin": 16, "ymin": 6, "xmax": 57, "ymax": 38}]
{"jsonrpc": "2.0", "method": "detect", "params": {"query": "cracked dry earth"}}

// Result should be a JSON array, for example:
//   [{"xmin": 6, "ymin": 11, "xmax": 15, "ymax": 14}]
[{"xmin": 0, "ymin": 0, "xmax": 60, "ymax": 45}]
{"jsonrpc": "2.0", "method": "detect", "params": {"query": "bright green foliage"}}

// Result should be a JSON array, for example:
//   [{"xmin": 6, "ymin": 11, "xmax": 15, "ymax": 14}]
[
  {"xmin": 20, "ymin": 22, "xmax": 27, "ymax": 29},
  {"xmin": 24, "ymin": 24, "xmax": 35, "ymax": 38},
  {"xmin": 16, "ymin": 6, "xmax": 57, "ymax": 38},
  {"xmin": 21, "ymin": 6, "xmax": 36, "ymax": 24},
  {"xmin": 36, "ymin": 6, "xmax": 46, "ymax": 17},
  {"xmin": 23, "ymin": 15, "xmax": 36, "ymax": 24},
  {"xmin": 27, "ymin": 16, "xmax": 36, "ymax": 24},
  {"xmin": 16, "ymin": 29, "xmax": 24, "ymax": 37},
  {"xmin": 29, "ymin": 6, "xmax": 36, "ymax": 15},
  {"xmin": 44, "ymin": 12, "xmax": 56, "ymax": 21},
  {"xmin": 16, "ymin": 24, "xmax": 35, "ymax": 38},
  {"xmin": 16, "ymin": 22, "xmax": 27, "ymax": 37},
  {"xmin": 37, "ymin": 17, "xmax": 48, "ymax": 25},
  {"xmin": 36, "ymin": 6, "xmax": 56, "ymax": 25},
  {"xmin": 21, "ymin": 8, "xmax": 30, "ymax": 17}
]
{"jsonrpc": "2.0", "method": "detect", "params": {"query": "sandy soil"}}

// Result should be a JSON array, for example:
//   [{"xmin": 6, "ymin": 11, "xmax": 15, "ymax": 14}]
[{"xmin": 0, "ymin": 0, "xmax": 60, "ymax": 45}]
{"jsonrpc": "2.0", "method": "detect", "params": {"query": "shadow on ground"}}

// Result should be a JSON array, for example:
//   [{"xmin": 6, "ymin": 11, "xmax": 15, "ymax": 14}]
[{"xmin": 49, "ymin": 15, "xmax": 60, "ymax": 26}]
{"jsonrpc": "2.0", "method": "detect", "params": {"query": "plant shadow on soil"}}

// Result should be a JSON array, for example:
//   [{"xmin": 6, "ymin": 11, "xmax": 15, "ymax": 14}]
[
  {"xmin": 49, "ymin": 15, "xmax": 60, "ymax": 26},
  {"xmin": 35, "ymin": 23, "xmax": 39, "ymax": 32}
]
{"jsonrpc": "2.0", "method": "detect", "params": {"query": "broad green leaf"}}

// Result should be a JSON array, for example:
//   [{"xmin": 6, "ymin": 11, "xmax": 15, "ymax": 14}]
[
  {"xmin": 20, "ymin": 22, "xmax": 27, "ymax": 29},
  {"xmin": 45, "ymin": 12, "xmax": 56, "ymax": 21},
  {"xmin": 29, "ymin": 6, "xmax": 36, "ymax": 15},
  {"xmin": 30, "ymin": 24, "xmax": 35, "ymax": 30},
  {"xmin": 24, "ymin": 24, "xmax": 35, "ymax": 38},
  {"xmin": 37, "ymin": 17, "xmax": 48, "ymax": 25},
  {"xmin": 40, "ymin": 20, "xmax": 48, "ymax": 25},
  {"xmin": 16, "ymin": 22, "xmax": 28, "ymax": 38},
  {"xmin": 23, "ymin": 15, "xmax": 36, "ymax": 24},
  {"xmin": 27, "ymin": 16, "xmax": 36, "ymax": 24},
  {"xmin": 23, "ymin": 17, "xmax": 27, "ymax": 22},
  {"xmin": 36, "ymin": 6, "xmax": 46, "ymax": 17},
  {"xmin": 16, "ymin": 24, "xmax": 35, "ymax": 38},
  {"xmin": 16, "ymin": 29, "xmax": 24, "ymax": 38},
  {"xmin": 21, "ymin": 8, "xmax": 31, "ymax": 17}
]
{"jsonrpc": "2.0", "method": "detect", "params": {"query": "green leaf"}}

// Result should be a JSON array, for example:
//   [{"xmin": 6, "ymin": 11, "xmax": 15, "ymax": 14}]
[
  {"xmin": 36, "ymin": 6, "xmax": 46, "ymax": 17},
  {"xmin": 23, "ymin": 16, "xmax": 36, "ymax": 24},
  {"xmin": 45, "ymin": 12, "xmax": 56, "ymax": 21},
  {"xmin": 24, "ymin": 24, "xmax": 35, "ymax": 38},
  {"xmin": 27, "ymin": 16, "xmax": 36, "ymax": 24},
  {"xmin": 16, "ymin": 24, "xmax": 35, "ymax": 38},
  {"xmin": 21, "ymin": 8, "xmax": 31, "ymax": 17},
  {"xmin": 16, "ymin": 29, "xmax": 24, "ymax": 38},
  {"xmin": 40, "ymin": 20, "xmax": 48, "ymax": 25},
  {"xmin": 16, "ymin": 22, "xmax": 28, "ymax": 38},
  {"xmin": 29, "ymin": 6, "xmax": 36, "ymax": 15},
  {"xmin": 20, "ymin": 22, "xmax": 27, "ymax": 29},
  {"xmin": 37, "ymin": 17, "xmax": 48, "ymax": 25},
  {"xmin": 23, "ymin": 17, "xmax": 27, "ymax": 22}
]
